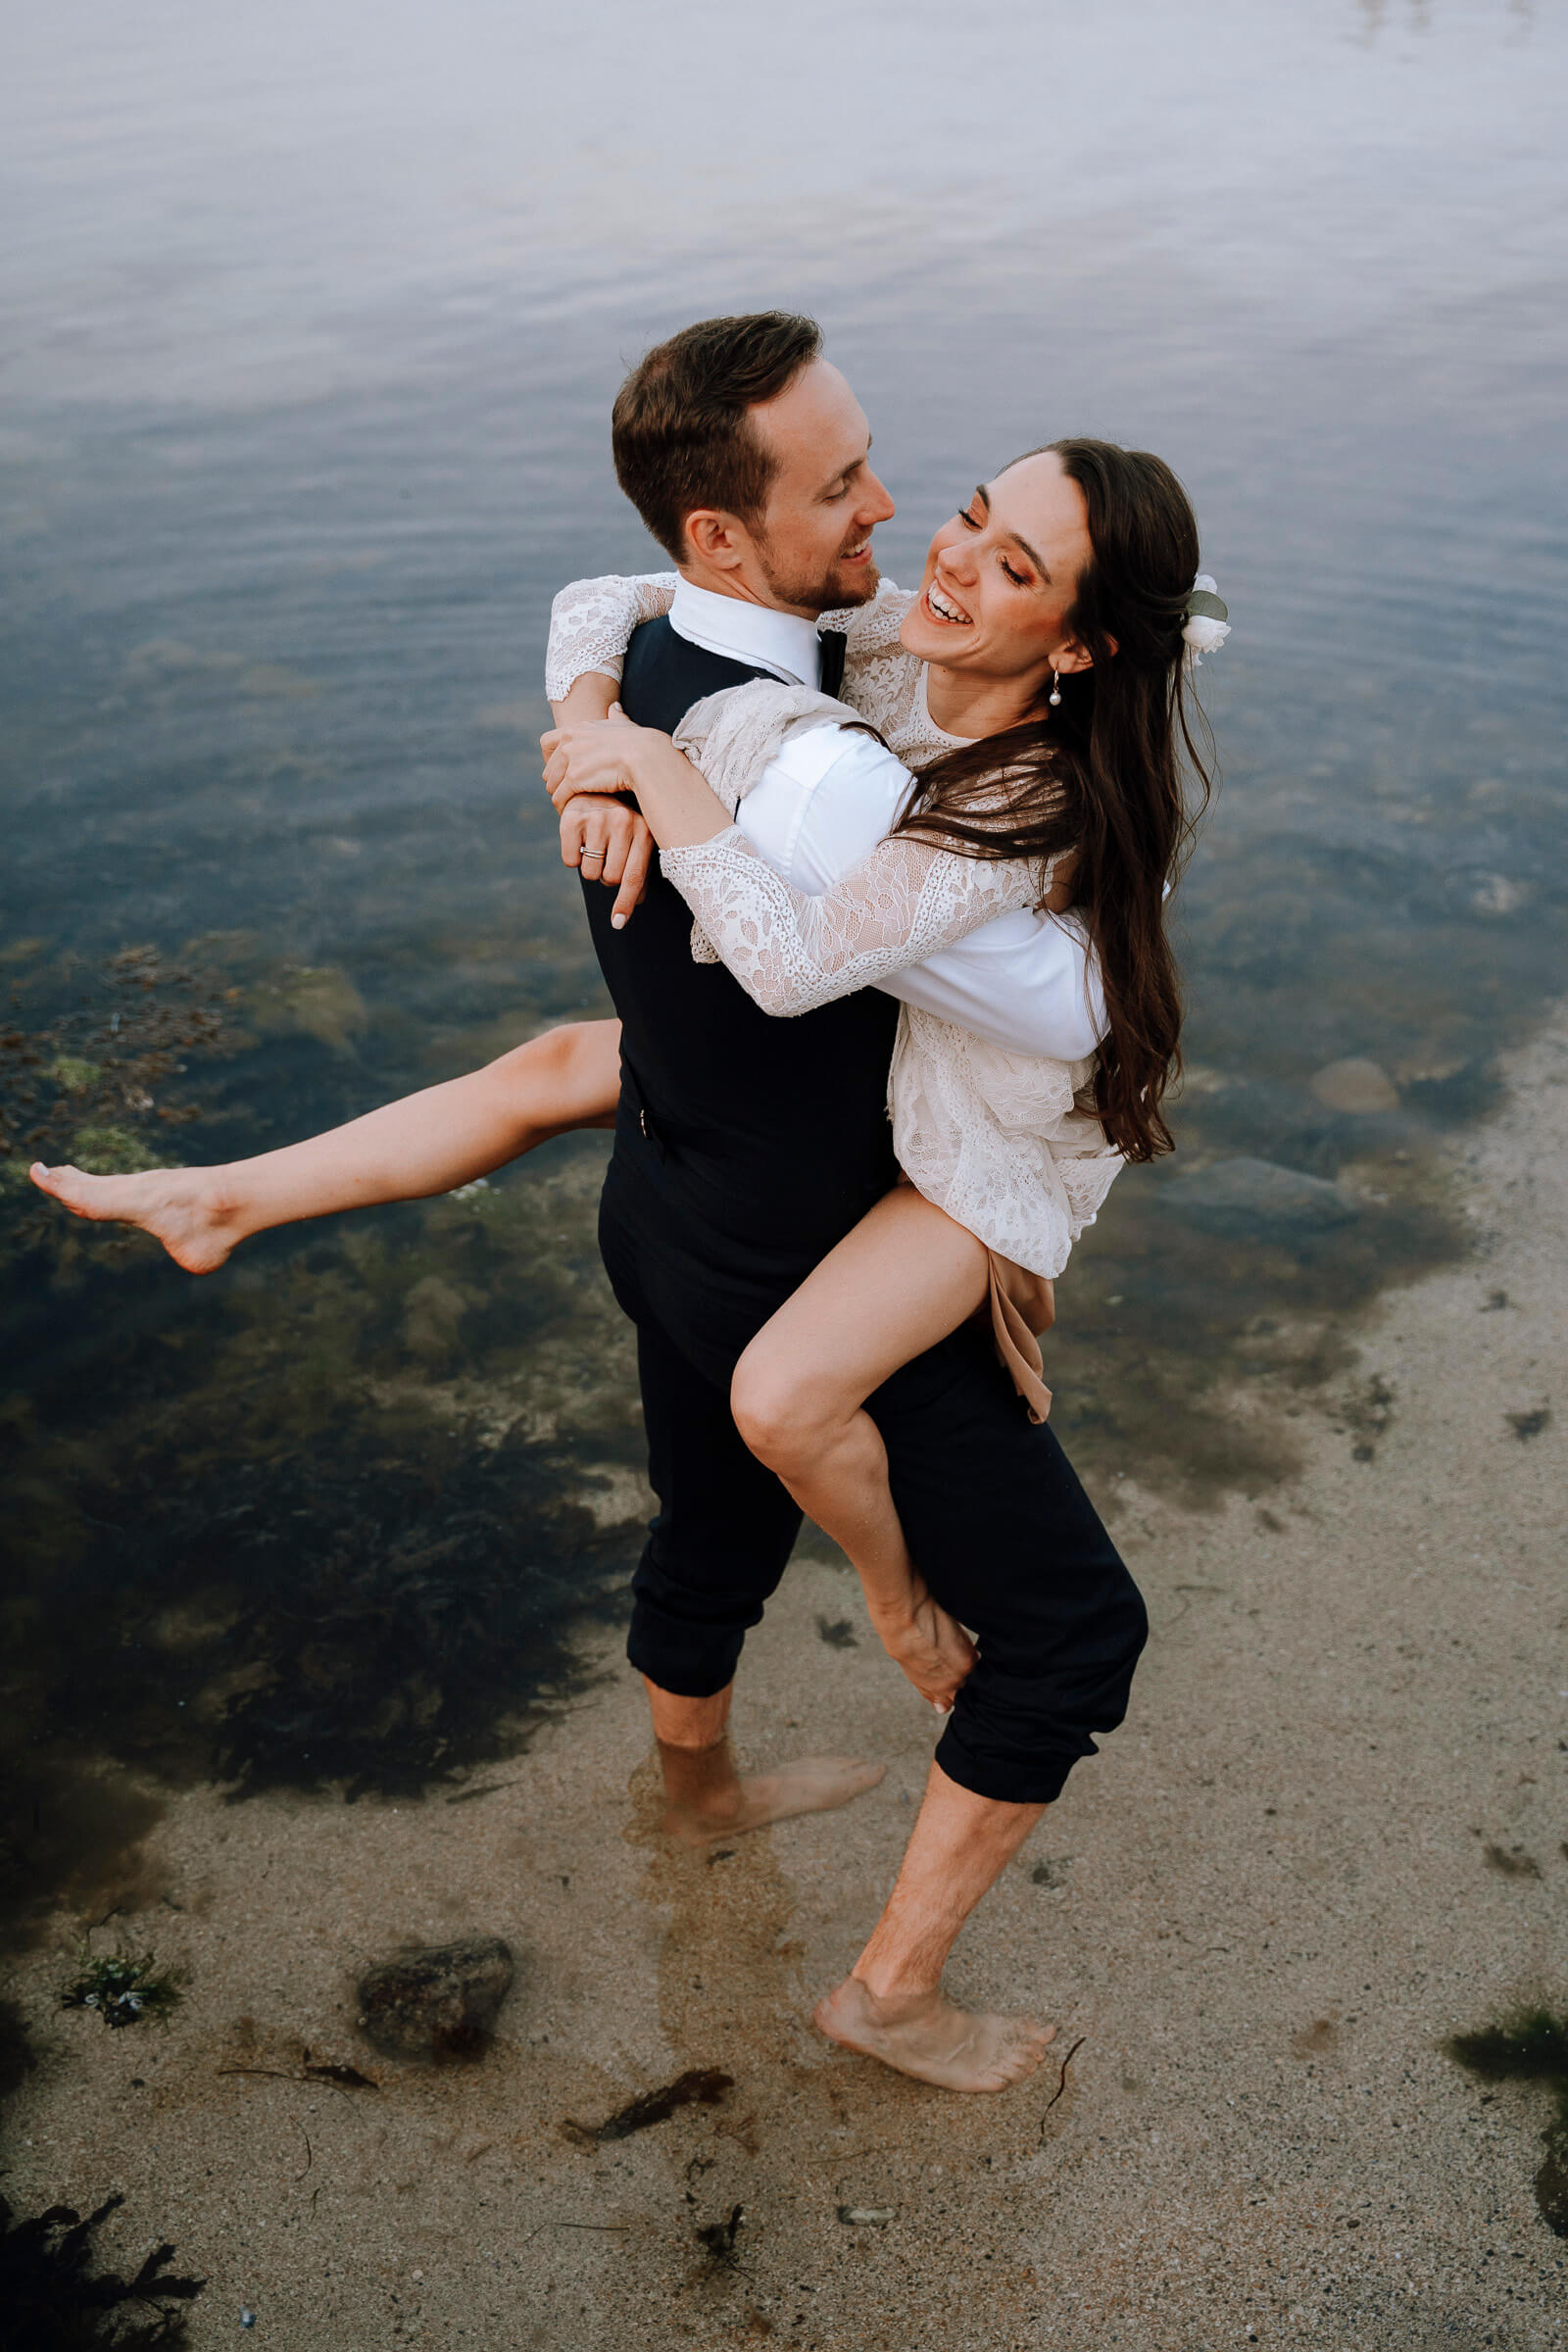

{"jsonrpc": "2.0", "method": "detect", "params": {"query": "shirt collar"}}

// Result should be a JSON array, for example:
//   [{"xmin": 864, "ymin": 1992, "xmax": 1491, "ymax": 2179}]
[{"xmin": 668, "ymin": 576, "xmax": 822, "ymax": 690}]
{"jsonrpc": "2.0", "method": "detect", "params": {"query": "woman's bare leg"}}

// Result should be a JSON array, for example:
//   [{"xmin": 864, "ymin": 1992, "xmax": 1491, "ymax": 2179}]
[
  {"xmin": 28, "ymin": 1019, "xmax": 621, "ymax": 1273},
  {"xmin": 815, "ymin": 1759, "xmax": 1055, "ymax": 2092},
  {"xmin": 729, "ymin": 1186, "xmax": 994, "ymax": 1710}
]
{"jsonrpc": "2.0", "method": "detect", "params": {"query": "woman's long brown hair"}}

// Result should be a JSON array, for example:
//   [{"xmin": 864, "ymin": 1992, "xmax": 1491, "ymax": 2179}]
[{"xmin": 892, "ymin": 437, "xmax": 1215, "ymax": 1163}]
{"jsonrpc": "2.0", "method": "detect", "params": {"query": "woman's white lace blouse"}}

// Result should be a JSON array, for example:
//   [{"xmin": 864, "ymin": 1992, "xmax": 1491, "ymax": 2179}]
[
  {"xmin": 545, "ymin": 579, "xmax": 1123, "ymax": 1278},
  {"xmin": 661, "ymin": 680, "xmax": 1120, "ymax": 1281}
]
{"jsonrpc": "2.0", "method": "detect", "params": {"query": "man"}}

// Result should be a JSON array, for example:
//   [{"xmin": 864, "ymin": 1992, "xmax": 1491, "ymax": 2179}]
[{"xmin": 548, "ymin": 313, "xmax": 1146, "ymax": 2093}]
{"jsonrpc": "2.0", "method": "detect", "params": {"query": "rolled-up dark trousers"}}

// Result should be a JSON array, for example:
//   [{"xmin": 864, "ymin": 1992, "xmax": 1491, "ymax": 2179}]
[{"xmin": 599, "ymin": 1139, "xmax": 1148, "ymax": 1809}]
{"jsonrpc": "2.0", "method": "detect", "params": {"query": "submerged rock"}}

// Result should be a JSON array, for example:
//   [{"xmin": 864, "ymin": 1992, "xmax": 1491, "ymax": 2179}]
[
  {"xmin": 1160, "ymin": 1155, "xmax": 1360, "ymax": 1239},
  {"xmin": 357, "ymin": 1936, "xmax": 514, "ymax": 2060},
  {"xmin": 1309, "ymin": 1057, "xmax": 1398, "ymax": 1113}
]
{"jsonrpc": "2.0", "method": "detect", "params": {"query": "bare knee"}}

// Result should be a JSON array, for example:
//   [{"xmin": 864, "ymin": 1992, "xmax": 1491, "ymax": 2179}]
[
  {"xmin": 485, "ymin": 1019, "xmax": 618, "ymax": 1129},
  {"xmin": 731, "ymin": 1343, "xmax": 834, "ymax": 1471},
  {"xmin": 488, "ymin": 1021, "xmax": 586, "ymax": 1084}
]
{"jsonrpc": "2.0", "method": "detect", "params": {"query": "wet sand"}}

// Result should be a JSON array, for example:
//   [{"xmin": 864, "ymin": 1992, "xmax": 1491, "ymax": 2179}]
[{"xmin": 4, "ymin": 1014, "xmax": 1566, "ymax": 2349}]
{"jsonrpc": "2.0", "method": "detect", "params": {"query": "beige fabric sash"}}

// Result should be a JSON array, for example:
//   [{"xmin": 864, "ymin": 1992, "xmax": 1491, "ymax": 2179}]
[{"xmin": 985, "ymin": 1253, "xmax": 1054, "ymax": 1425}]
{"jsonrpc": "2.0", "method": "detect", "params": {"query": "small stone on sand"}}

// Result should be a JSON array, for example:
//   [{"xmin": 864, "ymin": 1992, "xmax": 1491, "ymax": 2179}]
[{"xmin": 357, "ymin": 1936, "xmax": 514, "ymax": 2059}]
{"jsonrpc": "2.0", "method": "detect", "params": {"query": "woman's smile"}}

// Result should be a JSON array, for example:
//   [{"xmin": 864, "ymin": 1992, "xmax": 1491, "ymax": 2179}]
[{"xmin": 923, "ymin": 577, "xmax": 973, "ymax": 627}]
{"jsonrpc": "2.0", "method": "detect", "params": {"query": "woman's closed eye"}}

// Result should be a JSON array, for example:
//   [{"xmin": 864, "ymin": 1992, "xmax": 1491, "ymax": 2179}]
[{"xmin": 958, "ymin": 505, "xmax": 1030, "ymax": 587}]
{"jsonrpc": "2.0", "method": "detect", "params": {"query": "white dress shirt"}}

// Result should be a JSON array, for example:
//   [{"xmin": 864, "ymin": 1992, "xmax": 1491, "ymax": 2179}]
[
  {"xmin": 668, "ymin": 576, "xmax": 824, "ymax": 689},
  {"xmin": 666, "ymin": 586, "xmax": 1105, "ymax": 1063}
]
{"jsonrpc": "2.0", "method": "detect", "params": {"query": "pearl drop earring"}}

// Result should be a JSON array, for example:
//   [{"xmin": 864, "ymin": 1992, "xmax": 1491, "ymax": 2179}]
[{"xmin": 1049, "ymin": 668, "xmax": 1062, "ymax": 708}]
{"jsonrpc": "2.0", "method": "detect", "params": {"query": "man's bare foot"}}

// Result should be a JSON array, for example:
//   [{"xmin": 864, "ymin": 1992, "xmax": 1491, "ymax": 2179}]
[
  {"xmin": 812, "ymin": 1973, "xmax": 1055, "ymax": 2093},
  {"xmin": 661, "ymin": 1754, "xmax": 885, "ymax": 1850},
  {"xmin": 28, "ymin": 1161, "xmax": 239, "ymax": 1273}
]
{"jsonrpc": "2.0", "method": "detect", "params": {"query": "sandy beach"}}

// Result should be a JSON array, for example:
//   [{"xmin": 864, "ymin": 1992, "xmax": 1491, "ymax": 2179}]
[{"xmin": 4, "ymin": 1010, "xmax": 1565, "ymax": 2349}]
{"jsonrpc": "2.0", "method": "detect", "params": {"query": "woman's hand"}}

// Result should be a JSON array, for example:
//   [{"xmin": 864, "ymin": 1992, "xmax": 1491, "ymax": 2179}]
[
  {"xmin": 867, "ymin": 1577, "xmax": 978, "ymax": 1712},
  {"xmin": 540, "ymin": 706, "xmax": 654, "ymax": 811},
  {"xmin": 559, "ymin": 794, "xmax": 656, "ymax": 927},
  {"xmin": 543, "ymin": 704, "xmax": 732, "ymax": 851}
]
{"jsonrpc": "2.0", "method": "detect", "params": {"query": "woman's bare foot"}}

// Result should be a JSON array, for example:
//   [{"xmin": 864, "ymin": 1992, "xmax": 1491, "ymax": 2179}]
[
  {"xmin": 813, "ymin": 1973, "xmax": 1055, "ymax": 2093},
  {"xmin": 28, "ymin": 1161, "xmax": 240, "ymax": 1273},
  {"xmin": 660, "ymin": 1748, "xmax": 886, "ymax": 1850}
]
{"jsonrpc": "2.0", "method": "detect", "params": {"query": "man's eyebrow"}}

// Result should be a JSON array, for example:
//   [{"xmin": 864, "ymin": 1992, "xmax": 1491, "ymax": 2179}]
[{"xmin": 974, "ymin": 483, "xmax": 1052, "ymax": 583}]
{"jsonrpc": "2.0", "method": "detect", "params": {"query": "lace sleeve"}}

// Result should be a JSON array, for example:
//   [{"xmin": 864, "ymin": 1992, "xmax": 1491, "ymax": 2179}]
[
  {"xmin": 660, "ymin": 825, "xmax": 1039, "ymax": 1016},
  {"xmin": 544, "ymin": 570, "xmax": 679, "ymax": 702}
]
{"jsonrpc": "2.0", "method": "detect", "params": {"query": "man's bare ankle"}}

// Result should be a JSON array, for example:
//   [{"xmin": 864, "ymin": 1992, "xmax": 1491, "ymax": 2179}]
[
  {"xmin": 683, "ymin": 1785, "xmax": 743, "ymax": 1822},
  {"xmin": 848, "ymin": 1967, "xmax": 941, "ymax": 2014}
]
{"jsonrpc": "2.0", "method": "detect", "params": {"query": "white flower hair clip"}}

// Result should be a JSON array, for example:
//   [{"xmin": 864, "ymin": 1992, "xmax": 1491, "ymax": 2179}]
[{"xmin": 1182, "ymin": 574, "xmax": 1230, "ymax": 669}]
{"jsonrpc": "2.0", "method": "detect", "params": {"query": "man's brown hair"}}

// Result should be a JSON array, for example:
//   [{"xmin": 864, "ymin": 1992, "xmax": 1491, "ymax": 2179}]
[{"xmin": 612, "ymin": 312, "xmax": 822, "ymax": 561}]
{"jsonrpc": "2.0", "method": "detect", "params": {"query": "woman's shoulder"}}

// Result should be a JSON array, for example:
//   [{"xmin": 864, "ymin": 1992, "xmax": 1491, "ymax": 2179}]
[
  {"xmin": 821, "ymin": 576, "xmax": 917, "ymax": 655},
  {"xmin": 823, "ymin": 584, "xmax": 927, "ymax": 749}
]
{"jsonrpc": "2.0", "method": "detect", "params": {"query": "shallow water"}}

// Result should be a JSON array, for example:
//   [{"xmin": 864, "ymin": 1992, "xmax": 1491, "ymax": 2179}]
[{"xmin": 2, "ymin": 0, "xmax": 1565, "ymax": 1920}]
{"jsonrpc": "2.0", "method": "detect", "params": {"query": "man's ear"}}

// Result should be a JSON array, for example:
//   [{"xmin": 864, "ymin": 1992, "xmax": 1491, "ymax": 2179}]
[{"xmin": 682, "ymin": 509, "xmax": 750, "ymax": 572}]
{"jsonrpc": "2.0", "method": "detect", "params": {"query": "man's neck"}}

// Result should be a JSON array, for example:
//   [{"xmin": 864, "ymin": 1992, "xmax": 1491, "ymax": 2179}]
[{"xmin": 676, "ymin": 562, "xmax": 817, "ymax": 621}]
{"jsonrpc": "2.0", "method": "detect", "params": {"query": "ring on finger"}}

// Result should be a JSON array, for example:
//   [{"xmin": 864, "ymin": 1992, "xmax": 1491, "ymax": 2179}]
[{"xmin": 580, "ymin": 849, "xmax": 604, "ymax": 865}]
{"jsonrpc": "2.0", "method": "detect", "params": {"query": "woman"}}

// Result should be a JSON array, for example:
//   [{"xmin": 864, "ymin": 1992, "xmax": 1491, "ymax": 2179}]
[{"xmin": 31, "ymin": 439, "xmax": 1225, "ymax": 1717}]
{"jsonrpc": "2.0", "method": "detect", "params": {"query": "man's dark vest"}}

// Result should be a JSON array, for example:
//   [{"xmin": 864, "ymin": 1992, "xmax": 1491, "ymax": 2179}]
[{"xmin": 582, "ymin": 616, "xmax": 899, "ymax": 1273}]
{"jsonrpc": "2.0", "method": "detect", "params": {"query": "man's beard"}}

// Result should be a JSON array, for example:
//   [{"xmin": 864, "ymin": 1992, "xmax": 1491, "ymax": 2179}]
[{"xmin": 756, "ymin": 534, "xmax": 881, "ymax": 615}]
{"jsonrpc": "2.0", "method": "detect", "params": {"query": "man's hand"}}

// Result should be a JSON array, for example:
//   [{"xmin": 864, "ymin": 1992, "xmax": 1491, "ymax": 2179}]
[{"xmin": 560, "ymin": 793, "xmax": 655, "ymax": 928}]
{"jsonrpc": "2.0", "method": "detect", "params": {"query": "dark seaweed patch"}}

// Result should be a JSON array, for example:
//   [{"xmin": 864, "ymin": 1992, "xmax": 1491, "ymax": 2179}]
[
  {"xmin": 0, "ymin": 959, "xmax": 645, "ymax": 1941},
  {"xmin": 694, "ymin": 2203, "xmax": 745, "ymax": 2267},
  {"xmin": 1446, "ymin": 2009, "xmax": 1568, "ymax": 2237},
  {"xmin": 0, "ymin": 2191, "xmax": 204, "ymax": 2348},
  {"xmin": 565, "ymin": 2067, "xmax": 734, "ymax": 2146},
  {"xmin": 8, "ymin": 1421, "xmax": 639, "ymax": 1811},
  {"xmin": 1, "ymin": 1311, "xmax": 639, "ymax": 1938}
]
